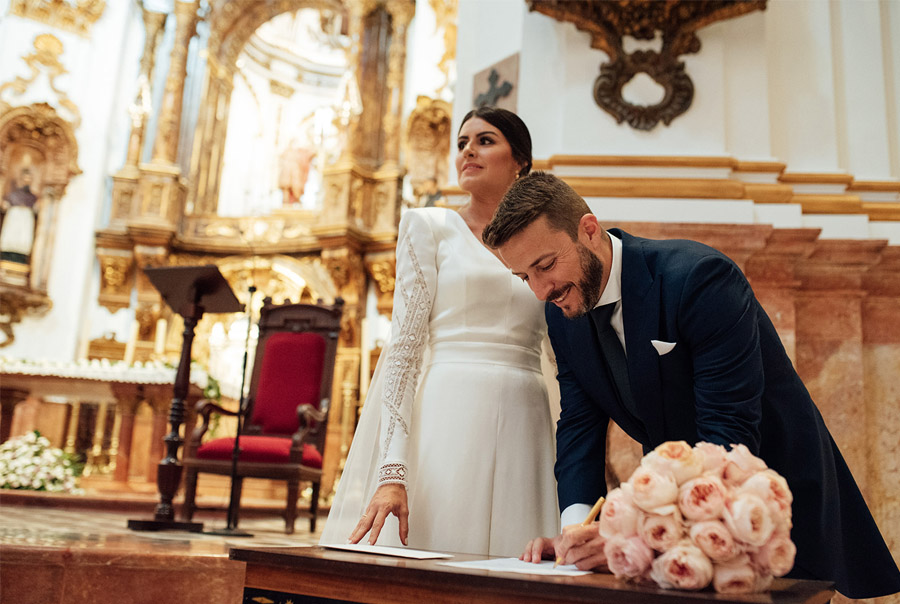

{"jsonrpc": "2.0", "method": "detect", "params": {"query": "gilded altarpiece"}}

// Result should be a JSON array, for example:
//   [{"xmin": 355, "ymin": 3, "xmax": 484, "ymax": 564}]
[
  {"xmin": 94, "ymin": 0, "xmax": 415, "ymax": 499},
  {"xmin": 0, "ymin": 33, "xmax": 82, "ymax": 346}
]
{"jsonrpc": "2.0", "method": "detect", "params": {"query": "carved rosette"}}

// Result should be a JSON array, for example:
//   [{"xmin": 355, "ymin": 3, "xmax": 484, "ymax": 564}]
[{"xmin": 527, "ymin": 0, "xmax": 767, "ymax": 130}]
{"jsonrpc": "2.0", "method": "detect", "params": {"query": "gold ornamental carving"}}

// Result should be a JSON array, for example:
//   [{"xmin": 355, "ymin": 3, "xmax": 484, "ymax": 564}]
[
  {"xmin": 527, "ymin": 0, "xmax": 766, "ymax": 130},
  {"xmin": 151, "ymin": 0, "xmax": 201, "ymax": 165},
  {"xmin": 9, "ymin": 0, "xmax": 106, "ymax": 37},
  {"xmin": 429, "ymin": 0, "xmax": 457, "ymax": 97},
  {"xmin": 404, "ymin": 96, "xmax": 451, "ymax": 203},
  {"xmin": 0, "ymin": 101, "xmax": 79, "ymax": 344},
  {"xmin": 97, "ymin": 250, "xmax": 134, "ymax": 312},
  {"xmin": 365, "ymin": 253, "xmax": 395, "ymax": 316},
  {"xmin": 0, "ymin": 34, "xmax": 81, "ymax": 129}
]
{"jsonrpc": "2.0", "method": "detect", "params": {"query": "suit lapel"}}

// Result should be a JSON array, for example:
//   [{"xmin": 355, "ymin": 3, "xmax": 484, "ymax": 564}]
[{"xmin": 615, "ymin": 230, "xmax": 667, "ymax": 446}]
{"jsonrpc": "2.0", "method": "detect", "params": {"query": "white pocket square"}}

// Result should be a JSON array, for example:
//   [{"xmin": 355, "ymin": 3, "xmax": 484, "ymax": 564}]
[{"xmin": 651, "ymin": 340, "xmax": 676, "ymax": 356}]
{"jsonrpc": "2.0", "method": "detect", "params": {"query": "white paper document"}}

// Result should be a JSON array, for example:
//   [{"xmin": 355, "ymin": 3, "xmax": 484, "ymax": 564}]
[
  {"xmin": 440, "ymin": 558, "xmax": 591, "ymax": 576},
  {"xmin": 320, "ymin": 542, "xmax": 453, "ymax": 559}
]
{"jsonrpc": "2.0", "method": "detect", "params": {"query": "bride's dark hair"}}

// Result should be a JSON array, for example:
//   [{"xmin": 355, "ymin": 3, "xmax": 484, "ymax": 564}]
[{"xmin": 459, "ymin": 106, "xmax": 532, "ymax": 177}]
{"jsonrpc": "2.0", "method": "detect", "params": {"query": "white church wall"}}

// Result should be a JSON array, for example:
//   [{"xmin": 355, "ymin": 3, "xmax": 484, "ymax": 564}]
[
  {"xmin": 885, "ymin": 0, "xmax": 900, "ymax": 180},
  {"xmin": 716, "ymin": 11, "xmax": 775, "ymax": 162},
  {"xmin": 831, "ymin": 0, "xmax": 893, "ymax": 181},
  {"xmin": 765, "ymin": 0, "xmax": 843, "ymax": 174}
]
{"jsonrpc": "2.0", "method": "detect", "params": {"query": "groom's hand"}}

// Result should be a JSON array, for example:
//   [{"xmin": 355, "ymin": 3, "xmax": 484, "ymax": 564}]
[
  {"xmin": 554, "ymin": 523, "xmax": 607, "ymax": 571},
  {"xmin": 349, "ymin": 483, "xmax": 409, "ymax": 546}
]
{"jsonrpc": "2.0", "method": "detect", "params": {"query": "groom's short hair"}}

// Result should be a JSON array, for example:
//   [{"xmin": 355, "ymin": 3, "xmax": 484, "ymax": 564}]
[{"xmin": 482, "ymin": 171, "xmax": 592, "ymax": 249}]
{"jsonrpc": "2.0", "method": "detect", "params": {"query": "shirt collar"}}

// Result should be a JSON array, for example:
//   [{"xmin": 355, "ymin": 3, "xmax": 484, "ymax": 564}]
[{"xmin": 594, "ymin": 231, "xmax": 622, "ymax": 309}]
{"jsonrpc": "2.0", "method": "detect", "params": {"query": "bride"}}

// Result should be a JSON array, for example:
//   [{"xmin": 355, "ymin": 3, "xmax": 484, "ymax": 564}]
[{"xmin": 319, "ymin": 107, "xmax": 559, "ymax": 556}]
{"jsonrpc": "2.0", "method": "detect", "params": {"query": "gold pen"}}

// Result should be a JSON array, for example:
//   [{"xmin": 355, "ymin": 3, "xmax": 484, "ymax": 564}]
[{"xmin": 554, "ymin": 495, "xmax": 605, "ymax": 568}]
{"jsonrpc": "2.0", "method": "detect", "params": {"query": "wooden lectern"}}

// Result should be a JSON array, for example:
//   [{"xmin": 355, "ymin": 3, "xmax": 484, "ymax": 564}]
[{"xmin": 128, "ymin": 265, "xmax": 243, "ymax": 532}]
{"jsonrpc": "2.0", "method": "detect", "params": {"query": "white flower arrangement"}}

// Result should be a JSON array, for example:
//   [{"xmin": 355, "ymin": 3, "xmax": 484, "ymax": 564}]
[{"xmin": 0, "ymin": 431, "xmax": 83, "ymax": 494}]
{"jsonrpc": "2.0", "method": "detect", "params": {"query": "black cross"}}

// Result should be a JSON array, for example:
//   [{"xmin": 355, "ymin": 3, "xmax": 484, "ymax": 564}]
[{"xmin": 475, "ymin": 69, "xmax": 513, "ymax": 107}]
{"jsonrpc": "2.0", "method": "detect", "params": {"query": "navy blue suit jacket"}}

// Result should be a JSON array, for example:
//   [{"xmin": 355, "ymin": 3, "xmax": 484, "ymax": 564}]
[{"xmin": 546, "ymin": 229, "xmax": 900, "ymax": 598}]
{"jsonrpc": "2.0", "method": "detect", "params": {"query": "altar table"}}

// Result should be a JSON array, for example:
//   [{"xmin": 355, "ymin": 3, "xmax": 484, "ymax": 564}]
[{"xmin": 229, "ymin": 545, "xmax": 834, "ymax": 604}]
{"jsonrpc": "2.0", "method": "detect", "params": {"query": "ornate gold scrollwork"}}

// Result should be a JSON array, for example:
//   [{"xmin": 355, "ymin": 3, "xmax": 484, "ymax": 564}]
[
  {"xmin": 528, "ymin": 0, "xmax": 766, "ymax": 131},
  {"xmin": 0, "ymin": 34, "xmax": 82, "ymax": 129},
  {"xmin": 9, "ymin": 0, "xmax": 106, "ymax": 38},
  {"xmin": 0, "ymin": 287, "xmax": 52, "ymax": 347}
]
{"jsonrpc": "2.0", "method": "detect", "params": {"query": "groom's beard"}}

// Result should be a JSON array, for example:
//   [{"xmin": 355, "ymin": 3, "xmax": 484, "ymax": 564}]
[
  {"xmin": 575, "ymin": 243, "xmax": 605, "ymax": 317},
  {"xmin": 548, "ymin": 243, "xmax": 606, "ymax": 319}
]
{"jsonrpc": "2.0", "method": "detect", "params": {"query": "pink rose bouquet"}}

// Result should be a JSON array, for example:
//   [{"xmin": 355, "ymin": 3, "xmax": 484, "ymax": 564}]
[{"xmin": 601, "ymin": 441, "xmax": 795, "ymax": 593}]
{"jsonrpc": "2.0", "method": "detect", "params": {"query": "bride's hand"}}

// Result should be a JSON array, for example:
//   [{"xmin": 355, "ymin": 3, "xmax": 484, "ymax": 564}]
[{"xmin": 348, "ymin": 483, "xmax": 409, "ymax": 546}]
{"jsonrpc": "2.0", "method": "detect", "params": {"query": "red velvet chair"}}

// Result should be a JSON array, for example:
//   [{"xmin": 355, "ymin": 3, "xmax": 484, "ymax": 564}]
[{"xmin": 181, "ymin": 297, "xmax": 343, "ymax": 533}]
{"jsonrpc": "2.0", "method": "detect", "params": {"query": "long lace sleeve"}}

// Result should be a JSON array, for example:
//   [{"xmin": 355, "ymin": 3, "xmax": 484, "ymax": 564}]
[{"xmin": 377, "ymin": 210, "xmax": 439, "ymax": 488}]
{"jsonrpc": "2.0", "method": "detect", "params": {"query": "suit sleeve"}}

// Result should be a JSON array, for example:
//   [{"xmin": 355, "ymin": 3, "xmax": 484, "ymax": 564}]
[
  {"xmin": 376, "ymin": 210, "xmax": 438, "ymax": 487},
  {"xmin": 547, "ymin": 306, "xmax": 610, "ymax": 512},
  {"xmin": 678, "ymin": 254, "xmax": 765, "ymax": 453}
]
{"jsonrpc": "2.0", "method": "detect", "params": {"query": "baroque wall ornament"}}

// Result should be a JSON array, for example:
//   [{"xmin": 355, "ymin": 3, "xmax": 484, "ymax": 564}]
[
  {"xmin": 527, "ymin": 0, "xmax": 766, "ymax": 131},
  {"xmin": 0, "ymin": 34, "xmax": 82, "ymax": 129},
  {"xmin": 9, "ymin": 0, "xmax": 106, "ymax": 37},
  {"xmin": 0, "ymin": 102, "xmax": 80, "ymax": 346}
]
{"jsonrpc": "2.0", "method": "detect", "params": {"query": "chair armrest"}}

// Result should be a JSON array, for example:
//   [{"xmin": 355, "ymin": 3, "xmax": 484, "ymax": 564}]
[
  {"xmin": 294, "ymin": 403, "xmax": 327, "ymax": 446},
  {"xmin": 188, "ymin": 399, "xmax": 241, "ymax": 450}
]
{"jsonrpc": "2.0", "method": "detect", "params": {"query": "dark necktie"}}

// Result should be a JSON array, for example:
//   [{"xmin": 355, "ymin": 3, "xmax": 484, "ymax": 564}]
[{"xmin": 589, "ymin": 303, "xmax": 639, "ymax": 418}]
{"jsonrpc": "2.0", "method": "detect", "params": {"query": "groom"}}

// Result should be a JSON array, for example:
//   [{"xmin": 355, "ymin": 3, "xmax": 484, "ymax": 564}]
[{"xmin": 482, "ymin": 171, "xmax": 900, "ymax": 599}]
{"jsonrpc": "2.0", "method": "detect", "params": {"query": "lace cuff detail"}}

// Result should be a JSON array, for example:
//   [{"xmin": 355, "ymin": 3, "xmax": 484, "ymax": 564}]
[{"xmin": 378, "ymin": 463, "xmax": 408, "ymax": 487}]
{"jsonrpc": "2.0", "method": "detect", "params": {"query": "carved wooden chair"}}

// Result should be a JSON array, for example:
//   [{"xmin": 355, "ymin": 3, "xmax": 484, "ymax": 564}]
[{"xmin": 181, "ymin": 297, "xmax": 343, "ymax": 533}]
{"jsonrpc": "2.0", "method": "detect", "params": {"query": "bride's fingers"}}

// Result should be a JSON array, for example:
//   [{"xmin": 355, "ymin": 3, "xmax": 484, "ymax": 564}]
[
  {"xmin": 348, "ymin": 510, "xmax": 375, "ymax": 543},
  {"xmin": 367, "ymin": 508, "xmax": 390, "ymax": 544}
]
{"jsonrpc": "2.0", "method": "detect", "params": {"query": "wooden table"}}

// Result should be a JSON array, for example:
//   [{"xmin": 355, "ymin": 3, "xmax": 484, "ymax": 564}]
[{"xmin": 230, "ymin": 545, "xmax": 835, "ymax": 604}]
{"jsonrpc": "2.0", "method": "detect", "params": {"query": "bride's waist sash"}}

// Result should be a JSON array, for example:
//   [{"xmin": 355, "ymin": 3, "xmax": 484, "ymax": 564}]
[{"xmin": 427, "ymin": 341, "xmax": 541, "ymax": 372}]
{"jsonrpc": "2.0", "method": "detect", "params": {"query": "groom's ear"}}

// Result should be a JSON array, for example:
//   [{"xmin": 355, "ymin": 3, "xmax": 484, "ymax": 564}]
[{"xmin": 578, "ymin": 214, "xmax": 601, "ymax": 243}]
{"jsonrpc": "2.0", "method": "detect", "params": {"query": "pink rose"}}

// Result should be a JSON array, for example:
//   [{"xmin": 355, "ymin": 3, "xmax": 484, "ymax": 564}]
[
  {"xmin": 689, "ymin": 519, "xmax": 741, "ymax": 562},
  {"xmin": 638, "ymin": 509, "xmax": 684, "ymax": 552},
  {"xmin": 604, "ymin": 535, "xmax": 655, "ymax": 579},
  {"xmin": 738, "ymin": 470, "xmax": 792, "ymax": 530},
  {"xmin": 649, "ymin": 539, "xmax": 713, "ymax": 590},
  {"xmin": 723, "ymin": 492, "xmax": 776, "ymax": 547},
  {"xmin": 753, "ymin": 530, "xmax": 796, "ymax": 577},
  {"xmin": 629, "ymin": 465, "xmax": 678, "ymax": 514},
  {"xmin": 641, "ymin": 441, "xmax": 703, "ymax": 485},
  {"xmin": 677, "ymin": 475, "xmax": 727, "ymax": 521},
  {"xmin": 693, "ymin": 442, "xmax": 728, "ymax": 476},
  {"xmin": 599, "ymin": 484, "xmax": 640, "ymax": 538},
  {"xmin": 712, "ymin": 554, "xmax": 761, "ymax": 594},
  {"xmin": 722, "ymin": 444, "xmax": 767, "ymax": 487}
]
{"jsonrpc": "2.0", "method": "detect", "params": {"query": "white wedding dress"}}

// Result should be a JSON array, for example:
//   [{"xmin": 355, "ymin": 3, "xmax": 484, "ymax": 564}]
[{"xmin": 320, "ymin": 207, "xmax": 559, "ymax": 556}]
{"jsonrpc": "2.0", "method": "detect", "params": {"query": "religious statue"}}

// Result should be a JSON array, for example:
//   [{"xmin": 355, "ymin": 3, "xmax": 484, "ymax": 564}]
[
  {"xmin": 278, "ymin": 142, "xmax": 316, "ymax": 206},
  {"xmin": 0, "ymin": 167, "xmax": 40, "ymax": 264}
]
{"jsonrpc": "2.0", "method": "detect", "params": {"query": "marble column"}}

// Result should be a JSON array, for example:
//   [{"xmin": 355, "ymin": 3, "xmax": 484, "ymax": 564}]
[
  {"xmin": 861, "ymin": 246, "xmax": 900, "ymax": 558},
  {"xmin": 745, "ymin": 228, "xmax": 819, "ymax": 362},
  {"xmin": 794, "ymin": 239, "xmax": 886, "ymax": 497}
]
